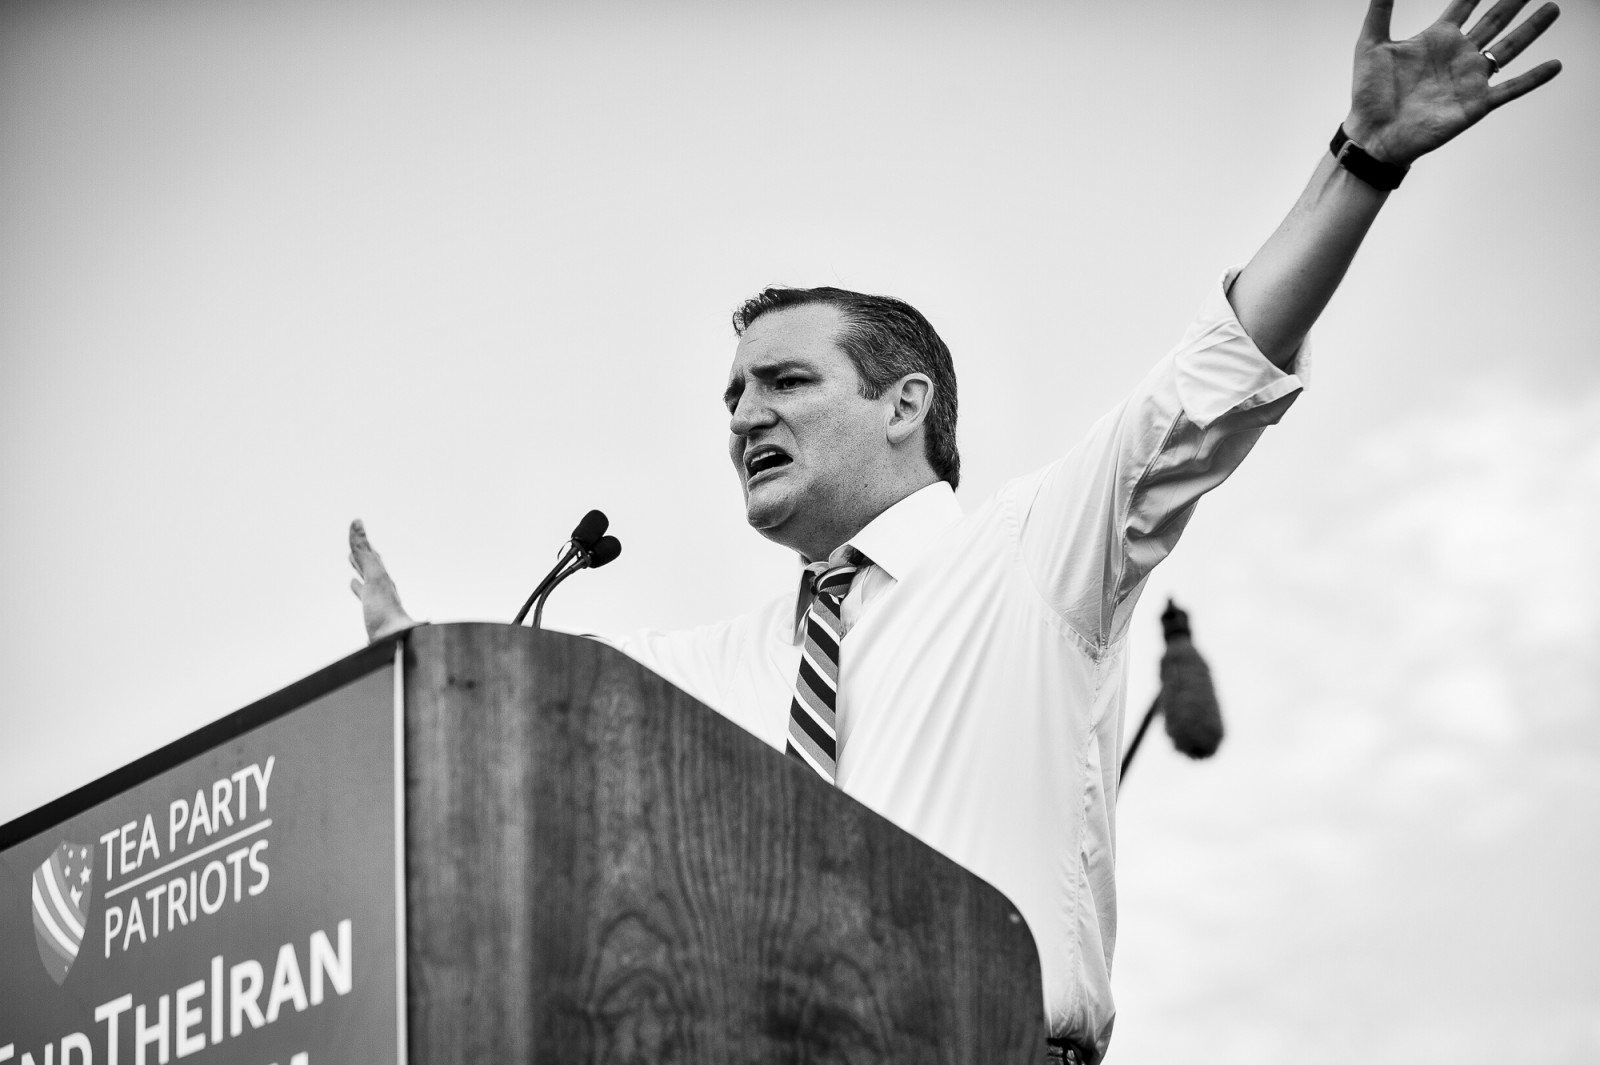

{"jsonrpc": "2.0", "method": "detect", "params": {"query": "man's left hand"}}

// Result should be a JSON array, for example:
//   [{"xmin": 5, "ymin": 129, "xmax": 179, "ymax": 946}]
[
  {"xmin": 349, "ymin": 519, "xmax": 418, "ymax": 643},
  {"xmin": 1347, "ymin": 0, "xmax": 1562, "ymax": 166}
]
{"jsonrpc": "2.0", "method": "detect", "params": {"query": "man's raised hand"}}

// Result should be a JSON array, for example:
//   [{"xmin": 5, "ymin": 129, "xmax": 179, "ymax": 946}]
[
  {"xmin": 348, "ymin": 519, "xmax": 417, "ymax": 643},
  {"xmin": 1348, "ymin": 0, "xmax": 1562, "ymax": 166}
]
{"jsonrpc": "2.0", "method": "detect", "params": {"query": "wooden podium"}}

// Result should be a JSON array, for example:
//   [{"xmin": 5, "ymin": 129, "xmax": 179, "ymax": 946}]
[
  {"xmin": 404, "ymin": 624, "xmax": 1046, "ymax": 1063},
  {"xmin": 0, "ymin": 623, "xmax": 1047, "ymax": 1064}
]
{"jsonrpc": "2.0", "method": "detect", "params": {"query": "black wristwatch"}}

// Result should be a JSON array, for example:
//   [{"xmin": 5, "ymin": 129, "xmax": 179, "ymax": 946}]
[{"xmin": 1329, "ymin": 125, "xmax": 1408, "ymax": 191}]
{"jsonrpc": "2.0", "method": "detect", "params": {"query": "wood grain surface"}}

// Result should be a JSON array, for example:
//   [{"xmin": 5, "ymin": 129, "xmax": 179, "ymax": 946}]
[{"xmin": 404, "ymin": 623, "xmax": 1047, "ymax": 1064}]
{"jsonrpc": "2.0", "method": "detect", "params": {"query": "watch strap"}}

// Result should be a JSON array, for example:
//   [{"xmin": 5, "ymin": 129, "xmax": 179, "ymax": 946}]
[{"xmin": 1329, "ymin": 125, "xmax": 1407, "ymax": 192}]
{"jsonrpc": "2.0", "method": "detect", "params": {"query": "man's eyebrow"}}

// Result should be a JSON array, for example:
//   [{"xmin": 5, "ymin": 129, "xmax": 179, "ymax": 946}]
[{"xmin": 722, "ymin": 359, "xmax": 813, "ymax": 408}]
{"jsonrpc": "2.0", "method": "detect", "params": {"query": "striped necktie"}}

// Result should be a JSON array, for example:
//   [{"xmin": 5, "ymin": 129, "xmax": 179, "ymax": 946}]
[{"xmin": 786, "ymin": 555, "xmax": 862, "ymax": 783}]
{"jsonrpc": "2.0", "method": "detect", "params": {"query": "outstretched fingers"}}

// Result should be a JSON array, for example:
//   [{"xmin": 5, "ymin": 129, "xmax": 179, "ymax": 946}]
[
  {"xmin": 1462, "ymin": 0, "xmax": 1533, "ymax": 43},
  {"xmin": 349, "ymin": 518, "xmax": 384, "ymax": 581},
  {"xmin": 348, "ymin": 518, "xmax": 396, "ymax": 600},
  {"xmin": 1489, "ymin": 57, "xmax": 1563, "ymax": 109},
  {"xmin": 1481, "ymin": 1, "xmax": 1561, "ymax": 67},
  {"xmin": 1363, "ymin": 0, "xmax": 1396, "ymax": 43},
  {"xmin": 1440, "ymin": 0, "xmax": 1484, "ymax": 29},
  {"xmin": 346, "ymin": 518, "xmax": 415, "ymax": 640},
  {"xmin": 1352, "ymin": 0, "xmax": 1562, "ymax": 162}
]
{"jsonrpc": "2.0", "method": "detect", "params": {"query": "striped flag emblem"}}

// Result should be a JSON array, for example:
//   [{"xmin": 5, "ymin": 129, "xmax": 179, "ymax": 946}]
[{"xmin": 32, "ymin": 841, "xmax": 94, "ymax": 986}]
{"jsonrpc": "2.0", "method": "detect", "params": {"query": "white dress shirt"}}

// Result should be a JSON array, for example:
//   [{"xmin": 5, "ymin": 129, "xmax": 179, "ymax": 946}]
[{"xmin": 600, "ymin": 269, "xmax": 1306, "ymax": 1056}]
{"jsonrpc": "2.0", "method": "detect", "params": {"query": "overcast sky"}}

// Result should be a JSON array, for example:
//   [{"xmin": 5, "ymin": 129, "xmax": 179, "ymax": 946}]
[{"xmin": 3, "ymin": 0, "xmax": 1597, "ymax": 1060}]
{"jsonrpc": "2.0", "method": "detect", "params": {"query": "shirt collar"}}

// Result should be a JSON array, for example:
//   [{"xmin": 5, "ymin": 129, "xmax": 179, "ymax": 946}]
[
  {"xmin": 790, "ymin": 479, "xmax": 953, "ymax": 588},
  {"xmin": 842, "ymin": 480, "xmax": 962, "ymax": 582},
  {"xmin": 791, "ymin": 480, "xmax": 964, "ymax": 630}
]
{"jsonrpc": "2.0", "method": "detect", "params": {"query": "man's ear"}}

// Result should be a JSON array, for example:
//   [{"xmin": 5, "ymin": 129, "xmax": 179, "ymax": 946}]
[{"xmin": 885, "ymin": 373, "xmax": 933, "ymax": 445}]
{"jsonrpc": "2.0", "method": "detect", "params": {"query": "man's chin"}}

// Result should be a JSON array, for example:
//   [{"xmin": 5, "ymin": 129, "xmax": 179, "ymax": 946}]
[
  {"xmin": 744, "ymin": 501, "xmax": 786, "ymax": 533},
  {"xmin": 743, "ymin": 487, "xmax": 794, "ymax": 536}
]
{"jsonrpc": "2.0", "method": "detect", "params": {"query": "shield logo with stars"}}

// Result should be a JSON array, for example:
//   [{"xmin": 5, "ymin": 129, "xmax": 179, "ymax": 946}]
[{"xmin": 31, "ymin": 841, "xmax": 94, "ymax": 985}]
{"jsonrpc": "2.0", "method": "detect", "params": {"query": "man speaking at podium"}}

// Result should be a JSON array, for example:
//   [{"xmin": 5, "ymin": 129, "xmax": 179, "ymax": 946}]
[{"xmin": 347, "ymin": 3, "xmax": 1561, "ymax": 1059}]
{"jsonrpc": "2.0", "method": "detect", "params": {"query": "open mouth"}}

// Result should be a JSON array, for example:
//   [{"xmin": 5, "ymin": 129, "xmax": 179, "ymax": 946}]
[{"xmin": 744, "ymin": 445, "xmax": 793, "ymax": 481}]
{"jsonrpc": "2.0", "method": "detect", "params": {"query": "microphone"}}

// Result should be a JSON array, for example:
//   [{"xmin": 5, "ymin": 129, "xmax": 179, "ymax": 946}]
[
  {"xmin": 1119, "ymin": 599, "xmax": 1224, "ymax": 785},
  {"xmin": 512, "ymin": 508, "xmax": 611, "ymax": 623},
  {"xmin": 588, "ymin": 535, "xmax": 622, "ymax": 568},
  {"xmin": 1157, "ymin": 600, "xmax": 1224, "ymax": 759},
  {"xmin": 571, "ymin": 509, "xmax": 608, "ymax": 550},
  {"xmin": 531, "ymin": 533, "xmax": 622, "ymax": 629},
  {"xmin": 511, "ymin": 511, "xmax": 622, "ymax": 628}
]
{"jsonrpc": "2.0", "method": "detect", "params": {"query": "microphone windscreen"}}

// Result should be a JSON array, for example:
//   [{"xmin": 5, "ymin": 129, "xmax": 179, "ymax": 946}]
[
  {"xmin": 572, "ymin": 509, "xmax": 609, "ymax": 548},
  {"xmin": 1160, "ymin": 598, "xmax": 1191, "ymax": 640},
  {"xmin": 1160, "ymin": 635, "xmax": 1223, "ymax": 759},
  {"xmin": 589, "ymin": 535, "xmax": 622, "ymax": 568}
]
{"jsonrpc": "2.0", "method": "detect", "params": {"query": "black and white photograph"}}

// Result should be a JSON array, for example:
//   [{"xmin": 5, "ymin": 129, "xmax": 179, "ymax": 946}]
[{"xmin": 2, "ymin": 0, "xmax": 1596, "ymax": 1061}]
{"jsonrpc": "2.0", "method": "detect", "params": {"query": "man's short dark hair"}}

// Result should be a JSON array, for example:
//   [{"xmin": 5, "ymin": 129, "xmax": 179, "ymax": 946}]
[{"xmin": 731, "ymin": 286, "xmax": 961, "ymax": 489}]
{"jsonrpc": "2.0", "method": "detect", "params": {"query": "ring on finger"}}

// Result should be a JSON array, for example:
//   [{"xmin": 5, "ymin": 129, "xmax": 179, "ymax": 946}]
[{"xmin": 1480, "ymin": 48, "xmax": 1501, "ymax": 76}]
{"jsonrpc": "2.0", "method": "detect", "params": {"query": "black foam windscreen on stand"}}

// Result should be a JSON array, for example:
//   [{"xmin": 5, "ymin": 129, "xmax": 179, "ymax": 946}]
[
  {"xmin": 1157, "ymin": 601, "xmax": 1223, "ymax": 759},
  {"xmin": 1120, "ymin": 599, "xmax": 1223, "ymax": 785}
]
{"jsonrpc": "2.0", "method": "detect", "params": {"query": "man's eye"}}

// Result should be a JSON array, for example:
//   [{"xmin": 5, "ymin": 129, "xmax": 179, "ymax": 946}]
[{"xmin": 775, "ymin": 376, "xmax": 804, "ymax": 390}]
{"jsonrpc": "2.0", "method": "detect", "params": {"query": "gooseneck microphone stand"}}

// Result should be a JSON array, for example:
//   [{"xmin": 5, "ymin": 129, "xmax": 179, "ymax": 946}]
[{"xmin": 512, "ymin": 510, "xmax": 623, "ymax": 628}]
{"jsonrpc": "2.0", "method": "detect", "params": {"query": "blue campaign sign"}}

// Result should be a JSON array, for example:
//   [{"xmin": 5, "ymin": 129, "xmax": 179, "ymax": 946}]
[{"xmin": 0, "ymin": 643, "xmax": 404, "ymax": 1065}]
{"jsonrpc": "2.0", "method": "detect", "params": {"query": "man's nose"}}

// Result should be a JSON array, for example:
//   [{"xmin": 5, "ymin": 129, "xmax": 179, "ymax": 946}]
[{"xmin": 728, "ymin": 390, "xmax": 775, "ymax": 437}]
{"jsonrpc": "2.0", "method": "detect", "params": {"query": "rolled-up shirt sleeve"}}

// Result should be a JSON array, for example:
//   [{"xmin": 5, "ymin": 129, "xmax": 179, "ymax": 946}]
[{"xmin": 1006, "ymin": 267, "xmax": 1307, "ymax": 652}]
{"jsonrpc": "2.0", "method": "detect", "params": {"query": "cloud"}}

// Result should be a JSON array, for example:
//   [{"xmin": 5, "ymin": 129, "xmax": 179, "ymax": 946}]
[{"xmin": 1113, "ymin": 375, "xmax": 1600, "ymax": 1063}]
